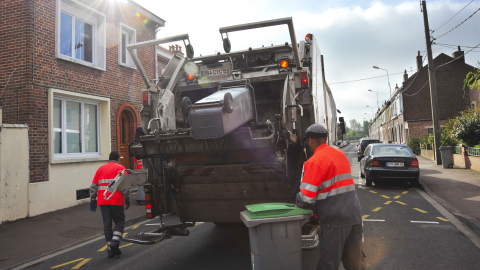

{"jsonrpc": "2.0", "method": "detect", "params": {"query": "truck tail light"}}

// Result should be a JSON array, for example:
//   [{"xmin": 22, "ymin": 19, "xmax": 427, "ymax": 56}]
[
  {"xmin": 186, "ymin": 74, "xmax": 194, "ymax": 81},
  {"xmin": 277, "ymin": 58, "xmax": 291, "ymax": 72},
  {"xmin": 280, "ymin": 60, "xmax": 289, "ymax": 68},
  {"xmin": 370, "ymin": 158, "xmax": 381, "ymax": 167},
  {"xmin": 300, "ymin": 72, "xmax": 308, "ymax": 88},
  {"xmin": 143, "ymin": 91, "xmax": 149, "ymax": 106},
  {"xmin": 410, "ymin": 158, "xmax": 419, "ymax": 168},
  {"xmin": 145, "ymin": 193, "xmax": 153, "ymax": 219}
]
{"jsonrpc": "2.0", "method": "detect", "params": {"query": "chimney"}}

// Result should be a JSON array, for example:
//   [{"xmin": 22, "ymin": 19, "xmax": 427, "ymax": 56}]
[
  {"xmin": 403, "ymin": 70, "xmax": 408, "ymax": 82},
  {"xmin": 175, "ymin": 44, "xmax": 179, "ymax": 51},
  {"xmin": 416, "ymin": 51, "xmax": 422, "ymax": 71},
  {"xmin": 452, "ymin": 46, "xmax": 465, "ymax": 63}
]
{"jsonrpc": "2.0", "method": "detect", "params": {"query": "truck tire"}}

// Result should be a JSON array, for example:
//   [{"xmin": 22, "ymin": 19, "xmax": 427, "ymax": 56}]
[
  {"xmin": 181, "ymin": 96, "xmax": 192, "ymax": 117},
  {"xmin": 186, "ymin": 44, "xmax": 194, "ymax": 58}
]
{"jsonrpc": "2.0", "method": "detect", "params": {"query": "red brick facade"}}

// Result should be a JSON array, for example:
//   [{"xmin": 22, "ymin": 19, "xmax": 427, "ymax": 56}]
[{"xmin": 0, "ymin": 0, "xmax": 161, "ymax": 183}]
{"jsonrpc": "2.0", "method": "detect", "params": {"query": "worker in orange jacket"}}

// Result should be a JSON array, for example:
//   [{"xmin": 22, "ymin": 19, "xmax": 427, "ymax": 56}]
[
  {"xmin": 89, "ymin": 151, "xmax": 131, "ymax": 258},
  {"xmin": 296, "ymin": 124, "xmax": 365, "ymax": 270}
]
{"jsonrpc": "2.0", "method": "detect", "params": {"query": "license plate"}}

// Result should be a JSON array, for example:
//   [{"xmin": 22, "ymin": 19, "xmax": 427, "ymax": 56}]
[
  {"xmin": 387, "ymin": 162, "xmax": 404, "ymax": 167},
  {"xmin": 200, "ymin": 63, "xmax": 231, "ymax": 78}
]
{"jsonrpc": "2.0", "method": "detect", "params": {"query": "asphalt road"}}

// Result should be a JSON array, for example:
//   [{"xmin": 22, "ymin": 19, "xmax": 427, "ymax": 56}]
[{"xmin": 15, "ymin": 144, "xmax": 480, "ymax": 270}]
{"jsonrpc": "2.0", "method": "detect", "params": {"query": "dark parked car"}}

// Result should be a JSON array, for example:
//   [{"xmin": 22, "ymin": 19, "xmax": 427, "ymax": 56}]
[
  {"xmin": 357, "ymin": 137, "xmax": 381, "ymax": 162},
  {"xmin": 360, "ymin": 144, "xmax": 420, "ymax": 187}
]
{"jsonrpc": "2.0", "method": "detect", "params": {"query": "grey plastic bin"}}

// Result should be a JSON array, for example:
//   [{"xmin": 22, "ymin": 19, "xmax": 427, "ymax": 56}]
[
  {"xmin": 439, "ymin": 146, "xmax": 453, "ymax": 168},
  {"xmin": 240, "ymin": 211, "xmax": 310, "ymax": 270}
]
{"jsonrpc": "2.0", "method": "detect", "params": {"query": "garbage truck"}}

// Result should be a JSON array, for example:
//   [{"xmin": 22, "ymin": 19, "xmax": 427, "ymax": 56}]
[{"xmin": 111, "ymin": 17, "xmax": 338, "ymax": 245}]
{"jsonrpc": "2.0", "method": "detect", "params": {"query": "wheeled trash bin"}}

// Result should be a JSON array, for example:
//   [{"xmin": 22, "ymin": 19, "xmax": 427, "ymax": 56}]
[
  {"xmin": 240, "ymin": 203, "xmax": 312, "ymax": 270},
  {"xmin": 439, "ymin": 146, "xmax": 453, "ymax": 168}
]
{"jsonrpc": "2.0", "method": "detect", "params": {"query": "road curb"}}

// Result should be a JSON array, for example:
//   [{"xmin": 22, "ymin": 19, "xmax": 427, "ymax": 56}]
[
  {"xmin": 2, "ymin": 214, "xmax": 147, "ymax": 270},
  {"xmin": 419, "ymin": 180, "xmax": 480, "ymax": 239}
]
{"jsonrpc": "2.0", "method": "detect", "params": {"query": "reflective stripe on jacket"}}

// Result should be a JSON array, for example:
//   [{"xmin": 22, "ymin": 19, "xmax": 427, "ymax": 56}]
[
  {"xmin": 91, "ymin": 161, "xmax": 127, "ymax": 206},
  {"xmin": 298, "ymin": 144, "xmax": 362, "ymax": 229}
]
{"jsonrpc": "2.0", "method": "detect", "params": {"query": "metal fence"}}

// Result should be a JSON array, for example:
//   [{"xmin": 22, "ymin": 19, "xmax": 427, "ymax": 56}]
[
  {"xmin": 467, "ymin": 147, "xmax": 480, "ymax": 157},
  {"xmin": 451, "ymin": 146, "xmax": 463, "ymax": 155}
]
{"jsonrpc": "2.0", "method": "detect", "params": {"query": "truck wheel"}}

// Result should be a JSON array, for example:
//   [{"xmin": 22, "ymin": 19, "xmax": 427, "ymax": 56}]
[
  {"xmin": 181, "ymin": 96, "xmax": 192, "ymax": 117},
  {"xmin": 223, "ymin": 92, "xmax": 234, "ymax": 113}
]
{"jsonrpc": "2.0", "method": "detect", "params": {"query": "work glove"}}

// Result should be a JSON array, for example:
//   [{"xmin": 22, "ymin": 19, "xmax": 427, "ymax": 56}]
[
  {"xmin": 125, "ymin": 198, "xmax": 131, "ymax": 210},
  {"xmin": 90, "ymin": 200, "xmax": 97, "ymax": 212}
]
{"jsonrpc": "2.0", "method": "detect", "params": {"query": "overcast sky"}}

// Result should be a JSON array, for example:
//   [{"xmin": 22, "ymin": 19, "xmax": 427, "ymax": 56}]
[{"xmin": 133, "ymin": 0, "xmax": 480, "ymax": 127}]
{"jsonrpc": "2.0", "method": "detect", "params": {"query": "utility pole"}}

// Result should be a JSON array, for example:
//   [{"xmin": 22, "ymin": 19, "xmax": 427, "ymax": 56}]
[{"xmin": 421, "ymin": 0, "xmax": 441, "ymax": 165}]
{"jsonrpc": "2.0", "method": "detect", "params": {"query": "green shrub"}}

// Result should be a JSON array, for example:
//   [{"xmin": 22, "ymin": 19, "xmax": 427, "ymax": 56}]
[
  {"xmin": 408, "ymin": 136, "xmax": 422, "ymax": 155},
  {"xmin": 451, "ymin": 110, "xmax": 480, "ymax": 147}
]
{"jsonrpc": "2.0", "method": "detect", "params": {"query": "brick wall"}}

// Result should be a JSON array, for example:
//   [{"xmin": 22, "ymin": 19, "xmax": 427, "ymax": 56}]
[
  {"xmin": 406, "ymin": 119, "xmax": 449, "ymax": 141},
  {"xmin": 403, "ymin": 53, "xmax": 474, "ymax": 122},
  {"xmin": 452, "ymin": 153, "xmax": 480, "ymax": 172},
  {"xmin": 1, "ymin": 0, "xmax": 157, "ymax": 183}
]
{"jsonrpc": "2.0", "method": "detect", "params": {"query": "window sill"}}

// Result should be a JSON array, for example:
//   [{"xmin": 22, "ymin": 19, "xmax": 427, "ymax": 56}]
[
  {"xmin": 57, "ymin": 55, "xmax": 106, "ymax": 71},
  {"xmin": 51, "ymin": 155, "xmax": 108, "ymax": 164},
  {"xmin": 118, "ymin": 63, "xmax": 137, "ymax": 70}
]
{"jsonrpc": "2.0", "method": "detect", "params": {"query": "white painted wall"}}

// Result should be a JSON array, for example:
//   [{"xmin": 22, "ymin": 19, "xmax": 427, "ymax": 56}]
[
  {"xmin": 0, "ymin": 124, "xmax": 30, "ymax": 224},
  {"xmin": 29, "ymin": 160, "xmax": 106, "ymax": 217}
]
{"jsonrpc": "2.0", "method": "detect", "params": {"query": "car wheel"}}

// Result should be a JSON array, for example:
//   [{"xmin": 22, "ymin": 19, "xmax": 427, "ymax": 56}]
[
  {"xmin": 411, "ymin": 177, "xmax": 419, "ymax": 187},
  {"xmin": 366, "ymin": 177, "xmax": 373, "ymax": 187},
  {"xmin": 358, "ymin": 157, "xmax": 361, "ymax": 162}
]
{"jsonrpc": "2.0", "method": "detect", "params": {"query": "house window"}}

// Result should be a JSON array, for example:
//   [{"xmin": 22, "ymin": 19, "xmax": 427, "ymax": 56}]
[
  {"xmin": 53, "ymin": 97, "xmax": 100, "ymax": 156},
  {"xmin": 473, "ymin": 101, "xmax": 477, "ymax": 111},
  {"xmin": 56, "ymin": 0, "xmax": 106, "ymax": 70},
  {"xmin": 118, "ymin": 23, "xmax": 136, "ymax": 68}
]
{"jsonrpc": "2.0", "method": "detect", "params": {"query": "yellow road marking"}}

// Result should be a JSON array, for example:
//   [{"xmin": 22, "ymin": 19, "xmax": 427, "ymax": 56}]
[
  {"xmin": 402, "ymin": 191, "xmax": 408, "ymax": 194},
  {"xmin": 362, "ymin": 215, "xmax": 370, "ymax": 219},
  {"xmin": 372, "ymin": 207, "xmax": 382, "ymax": 212},
  {"xmin": 414, "ymin": 208, "xmax": 428, "ymax": 213},
  {"xmin": 395, "ymin": 201, "xmax": 407, "ymax": 205},
  {"xmin": 394, "ymin": 195, "xmax": 401, "ymax": 199},
  {"xmin": 98, "ymin": 245, "xmax": 108, "ymax": 252},
  {"xmin": 381, "ymin": 195, "xmax": 390, "ymax": 199},
  {"xmin": 409, "ymin": 188, "xmax": 414, "ymax": 190},
  {"xmin": 123, "ymin": 232, "xmax": 128, "ymax": 237},
  {"xmin": 132, "ymin": 225, "xmax": 140, "ymax": 229},
  {"xmin": 120, "ymin": 243, "xmax": 134, "ymax": 249},
  {"xmin": 437, "ymin": 217, "xmax": 449, "ymax": 222},
  {"xmin": 71, "ymin": 258, "xmax": 91, "ymax": 269},
  {"xmin": 51, "ymin": 258, "xmax": 84, "ymax": 269},
  {"xmin": 370, "ymin": 191, "xmax": 377, "ymax": 194},
  {"xmin": 384, "ymin": 201, "xmax": 392, "ymax": 205}
]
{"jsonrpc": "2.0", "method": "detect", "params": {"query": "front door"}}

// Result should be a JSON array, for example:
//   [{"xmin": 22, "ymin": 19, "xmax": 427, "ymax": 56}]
[{"xmin": 119, "ymin": 113, "xmax": 130, "ymax": 169}]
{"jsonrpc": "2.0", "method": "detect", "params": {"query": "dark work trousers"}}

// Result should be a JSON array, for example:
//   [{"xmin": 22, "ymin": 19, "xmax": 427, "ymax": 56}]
[
  {"xmin": 317, "ymin": 223, "xmax": 366, "ymax": 270},
  {"xmin": 100, "ymin": 205, "xmax": 126, "ymax": 244}
]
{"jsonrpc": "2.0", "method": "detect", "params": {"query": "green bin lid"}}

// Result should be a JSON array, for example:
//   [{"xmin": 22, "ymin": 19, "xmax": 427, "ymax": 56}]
[{"xmin": 244, "ymin": 202, "xmax": 312, "ymax": 219}]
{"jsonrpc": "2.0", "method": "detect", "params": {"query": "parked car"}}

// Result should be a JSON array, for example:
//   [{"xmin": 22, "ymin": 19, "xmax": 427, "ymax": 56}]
[
  {"xmin": 359, "ymin": 144, "xmax": 420, "ymax": 187},
  {"xmin": 357, "ymin": 137, "xmax": 381, "ymax": 162}
]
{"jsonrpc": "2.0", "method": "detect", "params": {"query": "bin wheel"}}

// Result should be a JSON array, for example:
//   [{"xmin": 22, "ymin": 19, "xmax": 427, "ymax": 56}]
[
  {"xmin": 448, "ymin": 164, "xmax": 453, "ymax": 168},
  {"xmin": 366, "ymin": 177, "xmax": 373, "ymax": 187},
  {"xmin": 223, "ymin": 92, "xmax": 234, "ymax": 113},
  {"xmin": 181, "ymin": 96, "xmax": 192, "ymax": 117}
]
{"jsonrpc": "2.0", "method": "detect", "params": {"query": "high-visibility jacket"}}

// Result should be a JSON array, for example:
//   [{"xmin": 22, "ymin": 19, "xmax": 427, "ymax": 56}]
[
  {"xmin": 90, "ymin": 161, "xmax": 128, "ymax": 206},
  {"xmin": 297, "ymin": 144, "xmax": 362, "ymax": 229}
]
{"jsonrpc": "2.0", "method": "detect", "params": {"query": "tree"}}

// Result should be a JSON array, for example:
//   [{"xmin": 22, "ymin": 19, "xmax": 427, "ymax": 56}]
[
  {"xmin": 362, "ymin": 121, "xmax": 369, "ymax": 136},
  {"xmin": 349, "ymin": 119, "xmax": 362, "ymax": 132},
  {"xmin": 463, "ymin": 61, "xmax": 480, "ymax": 95},
  {"xmin": 451, "ymin": 110, "xmax": 480, "ymax": 147},
  {"xmin": 347, "ymin": 130, "xmax": 357, "ymax": 139}
]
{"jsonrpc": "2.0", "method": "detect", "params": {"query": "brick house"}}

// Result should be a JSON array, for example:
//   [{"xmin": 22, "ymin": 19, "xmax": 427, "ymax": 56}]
[
  {"xmin": 369, "ymin": 48, "xmax": 476, "ymax": 144},
  {"xmin": 0, "ymin": 0, "xmax": 165, "ymax": 217}
]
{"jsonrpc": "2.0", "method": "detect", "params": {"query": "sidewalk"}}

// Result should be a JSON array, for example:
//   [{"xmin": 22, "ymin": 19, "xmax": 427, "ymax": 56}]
[
  {"xmin": 418, "ymin": 156, "xmax": 480, "ymax": 237},
  {"xmin": 0, "ymin": 198, "xmax": 146, "ymax": 269}
]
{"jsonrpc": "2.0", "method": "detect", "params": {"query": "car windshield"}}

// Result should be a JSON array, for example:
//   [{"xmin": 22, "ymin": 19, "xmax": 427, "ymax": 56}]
[{"xmin": 372, "ymin": 145, "xmax": 414, "ymax": 156}]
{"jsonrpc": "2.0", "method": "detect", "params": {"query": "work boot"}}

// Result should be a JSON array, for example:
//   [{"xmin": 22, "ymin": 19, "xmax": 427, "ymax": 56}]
[
  {"xmin": 110, "ymin": 240, "xmax": 122, "ymax": 256},
  {"xmin": 107, "ymin": 246, "xmax": 115, "ymax": 258}
]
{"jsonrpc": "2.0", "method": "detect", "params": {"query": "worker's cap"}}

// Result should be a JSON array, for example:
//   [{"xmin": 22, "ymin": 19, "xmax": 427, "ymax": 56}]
[{"xmin": 304, "ymin": 123, "xmax": 328, "ymax": 139}]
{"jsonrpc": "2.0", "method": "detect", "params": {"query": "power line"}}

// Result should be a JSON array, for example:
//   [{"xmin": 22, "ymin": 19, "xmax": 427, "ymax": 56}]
[
  {"xmin": 436, "ymin": 41, "xmax": 480, "ymax": 69},
  {"xmin": 403, "ymin": 80, "xmax": 429, "ymax": 96},
  {"xmin": 434, "ymin": 42, "xmax": 480, "ymax": 49},
  {"xmin": 329, "ymin": 72, "xmax": 404, "ymax": 85},
  {"xmin": 435, "ymin": 6, "xmax": 480, "ymax": 40},
  {"xmin": 432, "ymin": 0, "xmax": 474, "ymax": 33},
  {"xmin": 433, "ymin": 42, "xmax": 480, "ymax": 52}
]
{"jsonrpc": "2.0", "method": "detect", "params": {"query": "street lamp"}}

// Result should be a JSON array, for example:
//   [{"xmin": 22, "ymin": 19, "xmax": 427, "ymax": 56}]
[
  {"xmin": 366, "ymin": 105, "xmax": 374, "ymax": 117},
  {"xmin": 373, "ymin": 66, "xmax": 391, "ymax": 97},
  {"xmin": 368, "ymin": 89, "xmax": 379, "ymax": 109}
]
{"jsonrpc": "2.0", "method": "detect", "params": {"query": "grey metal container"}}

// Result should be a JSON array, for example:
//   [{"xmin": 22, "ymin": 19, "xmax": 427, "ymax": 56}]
[
  {"xmin": 439, "ymin": 146, "xmax": 453, "ymax": 168},
  {"xmin": 189, "ymin": 86, "xmax": 253, "ymax": 139},
  {"xmin": 240, "ymin": 211, "xmax": 310, "ymax": 270}
]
